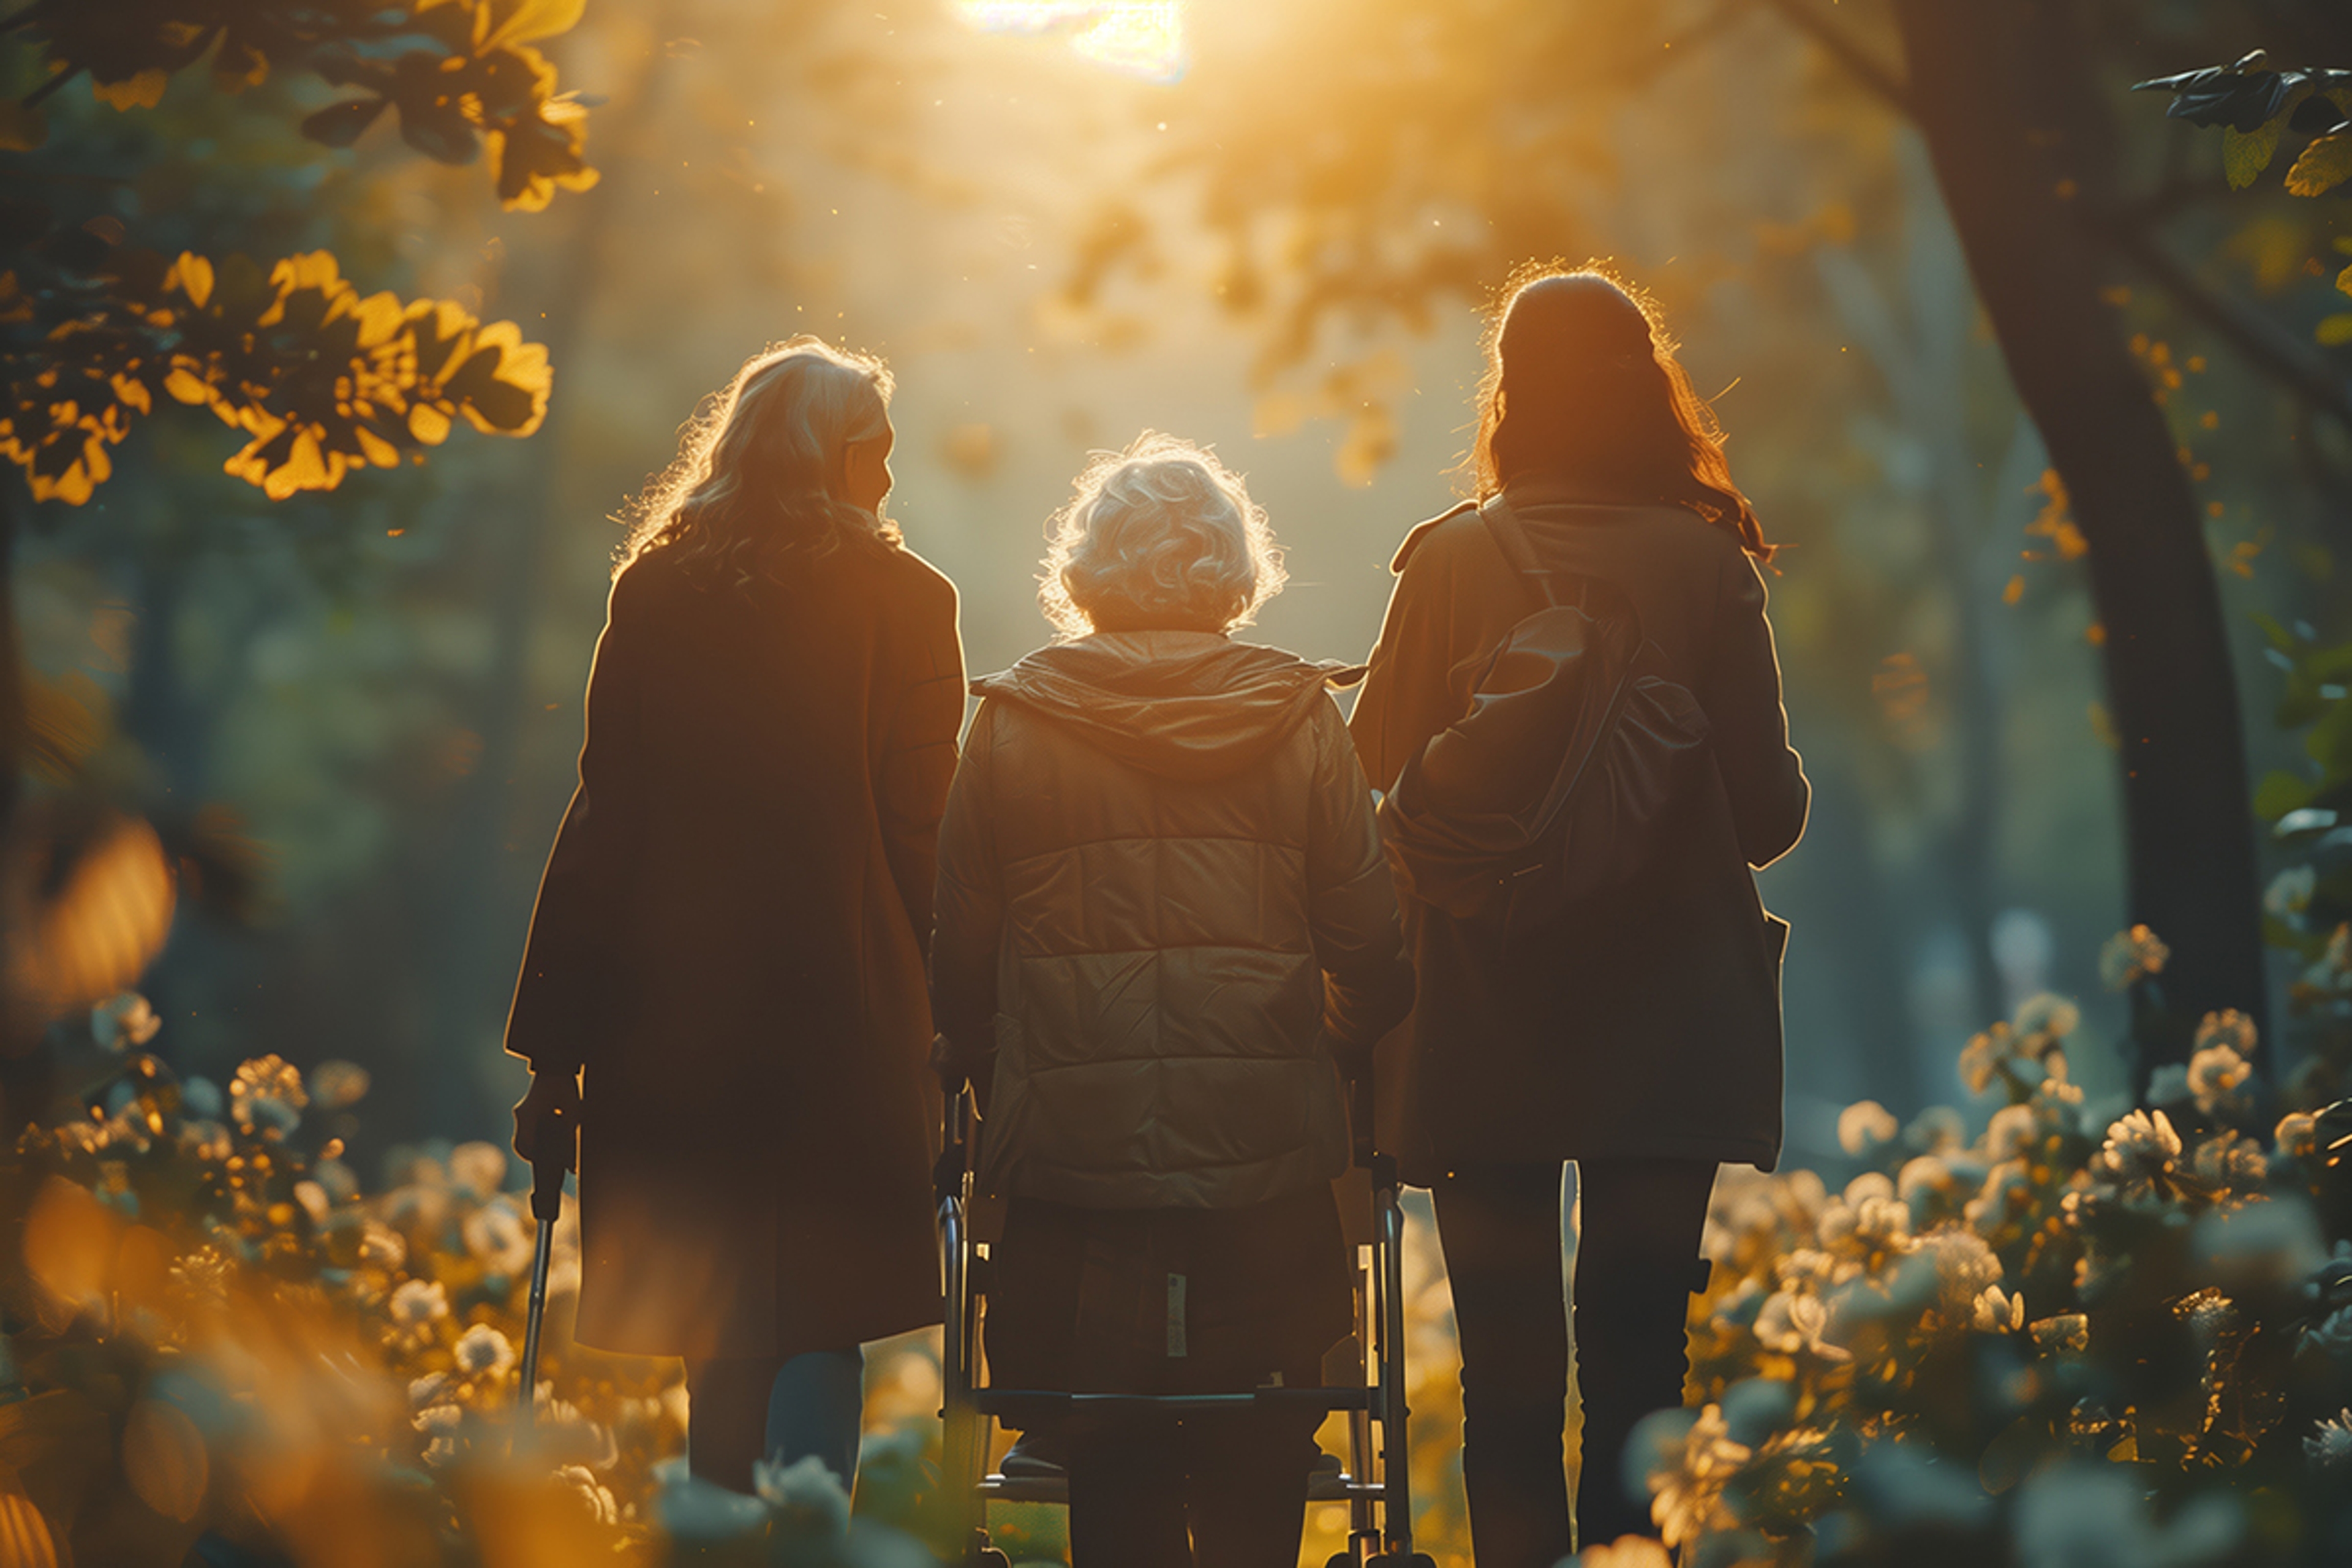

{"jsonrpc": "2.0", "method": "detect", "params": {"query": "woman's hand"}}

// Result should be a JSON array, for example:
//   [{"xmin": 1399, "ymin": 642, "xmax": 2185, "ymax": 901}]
[{"xmin": 512, "ymin": 1068, "xmax": 582, "ymax": 1171}]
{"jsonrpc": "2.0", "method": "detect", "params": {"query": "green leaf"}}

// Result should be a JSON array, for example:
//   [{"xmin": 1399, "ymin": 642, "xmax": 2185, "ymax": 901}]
[
  {"xmin": 2225, "ymin": 119, "xmax": 2285, "ymax": 188},
  {"xmin": 2286, "ymin": 133, "xmax": 2352, "ymax": 195},
  {"xmin": 2256, "ymin": 769, "xmax": 2315, "ymax": 820}
]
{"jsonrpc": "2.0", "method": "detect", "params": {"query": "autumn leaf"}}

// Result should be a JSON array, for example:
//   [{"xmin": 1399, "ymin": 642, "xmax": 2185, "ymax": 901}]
[
  {"xmin": 2285, "ymin": 132, "xmax": 2352, "ymax": 195},
  {"xmin": 2223, "ymin": 119, "xmax": 2284, "ymax": 188}
]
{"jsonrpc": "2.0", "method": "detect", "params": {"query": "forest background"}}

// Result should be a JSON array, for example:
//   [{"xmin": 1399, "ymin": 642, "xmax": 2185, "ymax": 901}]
[{"xmin": 7, "ymin": 0, "xmax": 2352, "ymax": 1562}]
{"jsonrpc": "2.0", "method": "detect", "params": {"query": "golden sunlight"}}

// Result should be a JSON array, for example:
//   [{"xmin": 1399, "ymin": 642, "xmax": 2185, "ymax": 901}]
[{"xmin": 952, "ymin": 0, "xmax": 1187, "ymax": 81}]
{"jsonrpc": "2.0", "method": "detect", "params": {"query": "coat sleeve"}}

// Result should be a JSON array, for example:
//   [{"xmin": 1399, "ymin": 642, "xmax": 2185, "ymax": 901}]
[
  {"xmin": 1307, "ymin": 703, "xmax": 1415, "ymax": 1069},
  {"xmin": 504, "ymin": 579, "xmax": 650, "ymax": 1074},
  {"xmin": 1702, "ymin": 549, "xmax": 1810, "ymax": 869},
  {"xmin": 928, "ymin": 700, "xmax": 1005, "ymax": 1071},
  {"xmin": 878, "ymin": 575, "xmax": 966, "ymax": 959}
]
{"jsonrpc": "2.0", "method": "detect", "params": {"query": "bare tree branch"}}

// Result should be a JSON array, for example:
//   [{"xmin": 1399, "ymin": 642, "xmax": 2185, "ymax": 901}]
[
  {"xmin": 2099, "ymin": 214, "xmax": 2352, "ymax": 433},
  {"xmin": 1747, "ymin": 0, "xmax": 1912, "ymax": 113}
]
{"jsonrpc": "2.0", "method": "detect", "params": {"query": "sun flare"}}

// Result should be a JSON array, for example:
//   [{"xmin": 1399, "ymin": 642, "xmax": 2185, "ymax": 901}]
[{"xmin": 953, "ymin": 1, "xmax": 1187, "ymax": 83}]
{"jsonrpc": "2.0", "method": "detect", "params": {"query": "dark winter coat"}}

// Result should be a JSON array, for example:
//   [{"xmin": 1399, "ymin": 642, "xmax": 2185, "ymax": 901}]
[
  {"xmin": 1350, "ymin": 477, "xmax": 1808, "ymax": 1176},
  {"xmin": 930, "ymin": 630, "xmax": 1415, "ymax": 1210},
  {"xmin": 505, "ymin": 537, "xmax": 964, "ymax": 1359}
]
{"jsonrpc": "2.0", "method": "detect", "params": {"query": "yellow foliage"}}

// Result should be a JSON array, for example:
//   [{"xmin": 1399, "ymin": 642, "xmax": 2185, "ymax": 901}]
[
  {"xmin": 0, "ymin": 1490, "xmax": 59, "ymax": 1568},
  {"xmin": 121, "ymin": 1401, "xmax": 208, "ymax": 1523},
  {"xmin": 4, "ymin": 246, "xmax": 551, "ymax": 505},
  {"xmin": 2285, "ymin": 133, "xmax": 2352, "ymax": 197},
  {"xmin": 21, "ymin": 1176, "xmax": 121, "ymax": 1323},
  {"xmin": 2223, "ymin": 120, "xmax": 2283, "ymax": 189},
  {"xmin": 91, "ymin": 70, "xmax": 168, "ymax": 110},
  {"xmin": 2, "ymin": 815, "xmax": 176, "ymax": 1038}
]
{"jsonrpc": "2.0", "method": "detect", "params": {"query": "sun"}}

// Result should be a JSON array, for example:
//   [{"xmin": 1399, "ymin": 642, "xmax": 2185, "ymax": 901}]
[{"xmin": 952, "ymin": 1, "xmax": 1188, "ymax": 83}]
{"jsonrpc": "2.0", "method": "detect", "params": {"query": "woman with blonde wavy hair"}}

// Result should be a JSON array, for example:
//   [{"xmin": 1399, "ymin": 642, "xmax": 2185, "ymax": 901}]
[{"xmin": 505, "ymin": 338, "xmax": 965, "ymax": 1495}]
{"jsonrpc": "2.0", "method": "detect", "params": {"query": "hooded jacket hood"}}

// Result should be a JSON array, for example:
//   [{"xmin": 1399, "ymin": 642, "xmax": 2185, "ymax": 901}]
[{"xmin": 971, "ymin": 630, "xmax": 1362, "ymax": 784}]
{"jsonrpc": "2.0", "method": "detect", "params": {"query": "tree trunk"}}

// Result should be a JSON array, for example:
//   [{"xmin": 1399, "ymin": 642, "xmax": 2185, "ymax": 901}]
[
  {"xmin": 0, "ymin": 488, "xmax": 20, "ymax": 838},
  {"xmin": 1890, "ymin": 0, "xmax": 2266, "ymax": 1068}
]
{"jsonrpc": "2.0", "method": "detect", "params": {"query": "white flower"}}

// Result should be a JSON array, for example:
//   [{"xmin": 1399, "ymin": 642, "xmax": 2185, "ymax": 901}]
[
  {"xmin": 2305, "ymin": 1409, "xmax": 2352, "ymax": 1469},
  {"xmin": 1966, "ymin": 1159, "xmax": 2034, "ymax": 1235},
  {"xmin": 2265, "ymin": 866, "xmax": 2316, "ymax": 921},
  {"xmin": 388, "ymin": 1279, "xmax": 448, "ymax": 1326},
  {"xmin": 409, "ymin": 1373, "xmax": 450, "ymax": 1410},
  {"xmin": 228, "ymin": 1055, "xmax": 308, "ymax": 1138},
  {"xmin": 2276, "ymin": 1112, "xmax": 2319, "ymax": 1164},
  {"xmin": 537, "ymin": 1396, "xmax": 621, "ymax": 1471},
  {"xmin": 2192, "ymin": 1009, "xmax": 2258, "ymax": 1058},
  {"xmin": 1646, "ymin": 1404, "xmax": 1751, "ymax": 1550},
  {"xmin": 2186, "ymin": 1046, "xmax": 2254, "ymax": 1118},
  {"xmin": 293, "ymin": 1181, "xmax": 331, "ymax": 1224},
  {"xmin": 1986, "ymin": 1105, "xmax": 2041, "ymax": 1164},
  {"xmin": 449, "ymin": 1142, "xmax": 507, "ymax": 1199},
  {"xmin": 1897, "ymin": 1155, "xmax": 1954, "ymax": 1203},
  {"xmin": 454, "ymin": 1323, "xmax": 516, "ymax": 1377},
  {"xmin": 2098, "ymin": 924, "xmax": 2170, "ymax": 990},
  {"xmin": 2190, "ymin": 1133, "xmax": 2267, "ymax": 1194},
  {"xmin": 91, "ymin": 993, "xmax": 162, "ymax": 1052},
  {"xmin": 462, "ymin": 1198, "xmax": 535, "ymax": 1277},
  {"xmin": 2013, "ymin": 993, "xmax": 2080, "ymax": 1045},
  {"xmin": 2090, "ymin": 1109, "xmax": 2181, "ymax": 1202},
  {"xmin": 1754, "ymin": 1289, "xmax": 1850, "ymax": 1362},
  {"xmin": 359, "ymin": 1220, "xmax": 407, "ymax": 1271},
  {"xmin": 1838, "ymin": 1100, "xmax": 1898, "ymax": 1156},
  {"xmin": 1920, "ymin": 1229, "xmax": 2004, "ymax": 1322},
  {"xmin": 1973, "ymin": 1283, "xmax": 2026, "ymax": 1333},
  {"xmin": 413, "ymin": 1401, "xmax": 464, "ymax": 1436},
  {"xmin": 555, "ymin": 1463, "xmax": 619, "ymax": 1525},
  {"xmin": 307, "ymin": 1060, "xmax": 371, "ymax": 1109}
]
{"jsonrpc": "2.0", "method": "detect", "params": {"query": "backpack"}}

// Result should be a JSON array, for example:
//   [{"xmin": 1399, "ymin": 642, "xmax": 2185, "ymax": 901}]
[{"xmin": 1376, "ymin": 495, "xmax": 1712, "ymax": 937}]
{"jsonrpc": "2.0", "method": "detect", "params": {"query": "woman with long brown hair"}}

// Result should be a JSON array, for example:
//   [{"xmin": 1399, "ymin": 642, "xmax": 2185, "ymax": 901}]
[
  {"xmin": 505, "ymin": 338, "xmax": 964, "ymax": 1494},
  {"xmin": 1351, "ymin": 266, "xmax": 1807, "ymax": 1559}
]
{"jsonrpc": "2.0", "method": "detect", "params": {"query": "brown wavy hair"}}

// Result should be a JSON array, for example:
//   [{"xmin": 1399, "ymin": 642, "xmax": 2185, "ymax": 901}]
[
  {"xmin": 1466, "ymin": 262, "xmax": 1771, "ymax": 560},
  {"xmin": 617, "ymin": 337, "xmax": 899, "ymax": 584}
]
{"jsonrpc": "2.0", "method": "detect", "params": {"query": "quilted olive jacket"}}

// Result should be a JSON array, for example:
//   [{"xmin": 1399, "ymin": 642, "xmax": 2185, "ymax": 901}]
[{"xmin": 930, "ymin": 630, "xmax": 1414, "ymax": 1209}]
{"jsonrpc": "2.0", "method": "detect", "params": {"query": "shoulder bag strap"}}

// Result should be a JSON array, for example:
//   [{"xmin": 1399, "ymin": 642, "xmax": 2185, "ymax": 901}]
[{"xmin": 1476, "ymin": 492, "xmax": 1576, "ymax": 611}]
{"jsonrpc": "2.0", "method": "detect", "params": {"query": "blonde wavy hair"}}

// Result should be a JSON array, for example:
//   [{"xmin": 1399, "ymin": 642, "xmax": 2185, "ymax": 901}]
[
  {"xmin": 618, "ymin": 337, "xmax": 899, "ymax": 582},
  {"xmin": 1039, "ymin": 432, "xmax": 1286, "ymax": 640}
]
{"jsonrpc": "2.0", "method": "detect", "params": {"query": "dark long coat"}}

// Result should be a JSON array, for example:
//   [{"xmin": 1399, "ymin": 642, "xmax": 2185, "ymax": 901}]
[
  {"xmin": 1350, "ymin": 478, "xmax": 1809, "ymax": 1177},
  {"xmin": 505, "ymin": 535, "xmax": 964, "ymax": 1359}
]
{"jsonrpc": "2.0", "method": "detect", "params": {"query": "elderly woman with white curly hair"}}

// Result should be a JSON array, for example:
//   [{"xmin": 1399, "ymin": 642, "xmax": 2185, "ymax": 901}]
[{"xmin": 930, "ymin": 433, "xmax": 1414, "ymax": 1567}]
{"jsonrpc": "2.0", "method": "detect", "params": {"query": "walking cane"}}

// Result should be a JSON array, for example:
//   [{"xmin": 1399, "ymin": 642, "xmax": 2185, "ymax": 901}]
[{"xmin": 517, "ymin": 1095, "xmax": 576, "ymax": 1434}]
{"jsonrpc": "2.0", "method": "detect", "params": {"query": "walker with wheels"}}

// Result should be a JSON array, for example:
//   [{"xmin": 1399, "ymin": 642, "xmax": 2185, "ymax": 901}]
[{"xmin": 933, "ymin": 1083, "xmax": 1433, "ymax": 1568}]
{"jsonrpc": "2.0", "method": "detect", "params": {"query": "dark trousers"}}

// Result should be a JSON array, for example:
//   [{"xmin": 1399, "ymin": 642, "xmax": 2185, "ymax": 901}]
[
  {"xmin": 1065, "ymin": 1382, "xmax": 1322, "ymax": 1568},
  {"xmin": 684, "ymin": 1346, "xmax": 866, "ymax": 1495},
  {"xmin": 1433, "ymin": 1158, "xmax": 1717, "ymax": 1564}
]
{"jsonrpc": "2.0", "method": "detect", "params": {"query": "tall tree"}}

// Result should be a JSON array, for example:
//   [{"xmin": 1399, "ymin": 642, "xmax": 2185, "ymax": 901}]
[{"xmin": 1885, "ymin": 0, "xmax": 2264, "ymax": 1063}]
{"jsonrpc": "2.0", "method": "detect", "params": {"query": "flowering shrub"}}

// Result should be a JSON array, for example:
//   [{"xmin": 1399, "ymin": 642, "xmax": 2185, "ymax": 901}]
[
  {"xmin": 1613, "ymin": 946, "xmax": 2352, "ymax": 1568},
  {"xmin": 0, "ymin": 1001, "xmax": 948, "ymax": 1566}
]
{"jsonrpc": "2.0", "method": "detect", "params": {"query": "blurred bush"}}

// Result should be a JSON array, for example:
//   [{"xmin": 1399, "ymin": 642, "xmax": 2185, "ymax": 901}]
[
  {"xmin": 12, "ymin": 937, "xmax": 2352, "ymax": 1567},
  {"xmin": 0, "ymin": 998, "xmax": 947, "ymax": 1566},
  {"xmin": 1604, "ymin": 937, "xmax": 2352, "ymax": 1568}
]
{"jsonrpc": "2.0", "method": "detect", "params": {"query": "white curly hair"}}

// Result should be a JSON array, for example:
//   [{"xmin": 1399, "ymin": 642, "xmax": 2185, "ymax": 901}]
[{"xmin": 1039, "ymin": 432, "xmax": 1287, "ymax": 640}]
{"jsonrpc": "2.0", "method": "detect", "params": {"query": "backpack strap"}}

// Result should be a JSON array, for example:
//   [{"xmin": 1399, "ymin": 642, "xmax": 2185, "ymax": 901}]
[
  {"xmin": 1477, "ymin": 494, "xmax": 1651, "ymax": 638},
  {"xmin": 1476, "ymin": 494, "xmax": 1572, "ymax": 610}
]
